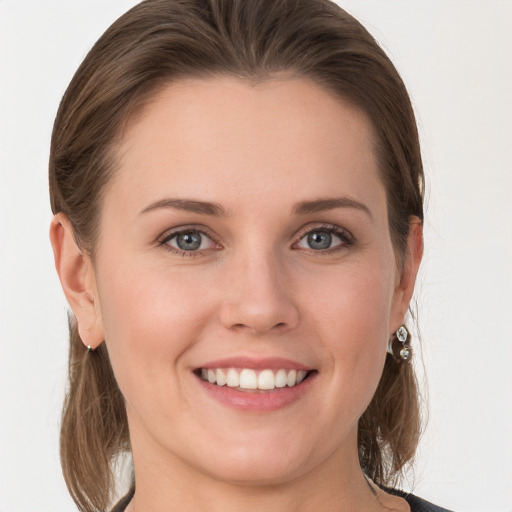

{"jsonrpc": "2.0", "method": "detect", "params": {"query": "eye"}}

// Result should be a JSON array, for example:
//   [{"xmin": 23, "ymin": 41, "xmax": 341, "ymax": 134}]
[
  {"xmin": 295, "ymin": 226, "xmax": 351, "ymax": 251},
  {"xmin": 162, "ymin": 229, "xmax": 217, "ymax": 253}
]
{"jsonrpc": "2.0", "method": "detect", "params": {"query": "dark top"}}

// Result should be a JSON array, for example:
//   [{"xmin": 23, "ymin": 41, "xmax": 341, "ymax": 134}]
[
  {"xmin": 387, "ymin": 488, "xmax": 454, "ymax": 512},
  {"xmin": 111, "ymin": 487, "xmax": 454, "ymax": 512}
]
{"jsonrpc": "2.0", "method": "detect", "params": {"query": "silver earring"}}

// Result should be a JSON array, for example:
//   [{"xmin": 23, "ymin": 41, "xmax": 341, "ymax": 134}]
[
  {"xmin": 86, "ymin": 345, "xmax": 93, "ymax": 353},
  {"xmin": 387, "ymin": 325, "xmax": 412, "ymax": 361}
]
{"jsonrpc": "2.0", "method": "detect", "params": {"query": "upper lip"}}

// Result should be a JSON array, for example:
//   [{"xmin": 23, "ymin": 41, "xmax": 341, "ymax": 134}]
[{"xmin": 196, "ymin": 356, "xmax": 313, "ymax": 371}]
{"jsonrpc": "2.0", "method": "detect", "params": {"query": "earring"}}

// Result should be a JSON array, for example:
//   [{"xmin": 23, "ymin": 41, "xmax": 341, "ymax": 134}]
[
  {"xmin": 387, "ymin": 325, "xmax": 412, "ymax": 361},
  {"xmin": 86, "ymin": 341, "xmax": 104, "ymax": 353}
]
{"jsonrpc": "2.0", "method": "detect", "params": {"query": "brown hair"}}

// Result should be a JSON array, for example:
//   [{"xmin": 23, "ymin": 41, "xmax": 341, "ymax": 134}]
[{"xmin": 49, "ymin": 0, "xmax": 424, "ymax": 510}]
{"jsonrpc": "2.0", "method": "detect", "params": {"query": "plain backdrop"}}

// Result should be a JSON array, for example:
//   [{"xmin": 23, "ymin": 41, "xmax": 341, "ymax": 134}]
[{"xmin": 1, "ymin": 1, "xmax": 511, "ymax": 511}]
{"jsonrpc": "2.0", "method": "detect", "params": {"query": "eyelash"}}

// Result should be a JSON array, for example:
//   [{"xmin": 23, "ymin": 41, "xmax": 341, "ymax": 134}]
[
  {"xmin": 158, "ymin": 225, "xmax": 220, "ymax": 257},
  {"xmin": 294, "ymin": 223, "xmax": 354, "ymax": 254},
  {"xmin": 157, "ymin": 223, "xmax": 354, "ymax": 257}
]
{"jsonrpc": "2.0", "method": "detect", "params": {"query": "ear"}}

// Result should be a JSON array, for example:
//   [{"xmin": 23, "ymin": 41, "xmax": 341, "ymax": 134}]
[
  {"xmin": 389, "ymin": 216, "xmax": 423, "ymax": 332},
  {"xmin": 49, "ymin": 213, "xmax": 104, "ymax": 349}
]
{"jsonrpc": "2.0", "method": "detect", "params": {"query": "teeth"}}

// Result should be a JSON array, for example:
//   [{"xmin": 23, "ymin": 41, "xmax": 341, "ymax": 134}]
[
  {"xmin": 275, "ymin": 369, "xmax": 287, "ymax": 388},
  {"xmin": 226, "ymin": 368, "xmax": 239, "ymax": 387},
  {"xmin": 239, "ymin": 369, "xmax": 258, "ymax": 389},
  {"xmin": 216, "ymin": 369, "xmax": 227, "ymax": 386},
  {"xmin": 257, "ymin": 369, "xmax": 275, "ymax": 390},
  {"xmin": 297, "ymin": 370, "xmax": 308, "ymax": 384},
  {"xmin": 199, "ymin": 368, "xmax": 310, "ymax": 390},
  {"xmin": 286, "ymin": 369, "xmax": 297, "ymax": 387}
]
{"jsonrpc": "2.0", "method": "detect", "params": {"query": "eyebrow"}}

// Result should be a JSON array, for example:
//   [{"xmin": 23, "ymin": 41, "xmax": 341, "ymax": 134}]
[
  {"xmin": 293, "ymin": 197, "xmax": 372, "ymax": 218},
  {"xmin": 140, "ymin": 198, "xmax": 226, "ymax": 216},
  {"xmin": 140, "ymin": 196, "xmax": 372, "ymax": 218}
]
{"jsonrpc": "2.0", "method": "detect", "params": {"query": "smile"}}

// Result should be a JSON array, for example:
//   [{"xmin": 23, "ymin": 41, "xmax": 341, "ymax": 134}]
[{"xmin": 199, "ymin": 368, "xmax": 310, "ymax": 391}]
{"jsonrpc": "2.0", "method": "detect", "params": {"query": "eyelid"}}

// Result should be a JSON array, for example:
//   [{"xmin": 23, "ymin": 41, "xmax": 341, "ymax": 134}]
[
  {"xmin": 157, "ymin": 225, "xmax": 221, "ymax": 253},
  {"xmin": 293, "ymin": 223, "xmax": 354, "ymax": 250},
  {"xmin": 155, "ymin": 222, "xmax": 353, "ymax": 255}
]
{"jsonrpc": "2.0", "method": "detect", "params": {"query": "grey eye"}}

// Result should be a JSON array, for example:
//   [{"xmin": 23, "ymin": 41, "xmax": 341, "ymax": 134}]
[
  {"xmin": 166, "ymin": 230, "xmax": 214, "ymax": 251},
  {"xmin": 297, "ymin": 229, "xmax": 344, "ymax": 251},
  {"xmin": 307, "ymin": 231, "xmax": 332, "ymax": 250},
  {"xmin": 176, "ymin": 231, "xmax": 202, "ymax": 250}
]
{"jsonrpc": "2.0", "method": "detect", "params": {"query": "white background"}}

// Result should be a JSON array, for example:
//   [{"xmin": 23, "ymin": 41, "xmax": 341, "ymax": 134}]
[{"xmin": 1, "ymin": 1, "xmax": 511, "ymax": 511}]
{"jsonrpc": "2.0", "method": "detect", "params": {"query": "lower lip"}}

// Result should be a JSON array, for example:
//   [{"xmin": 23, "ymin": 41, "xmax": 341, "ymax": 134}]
[{"xmin": 196, "ymin": 372, "xmax": 316, "ymax": 412}]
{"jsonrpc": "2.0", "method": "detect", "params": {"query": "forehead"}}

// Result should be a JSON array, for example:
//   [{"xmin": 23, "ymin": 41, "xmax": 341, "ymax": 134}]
[{"xmin": 108, "ymin": 76, "xmax": 385, "ymax": 220}]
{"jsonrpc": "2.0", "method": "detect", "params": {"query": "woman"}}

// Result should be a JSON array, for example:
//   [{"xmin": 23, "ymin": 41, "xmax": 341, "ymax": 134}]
[{"xmin": 49, "ymin": 0, "xmax": 451, "ymax": 510}]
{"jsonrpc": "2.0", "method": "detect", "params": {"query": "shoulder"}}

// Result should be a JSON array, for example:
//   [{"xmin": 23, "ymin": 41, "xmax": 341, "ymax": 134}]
[{"xmin": 388, "ymin": 488, "xmax": 455, "ymax": 512}]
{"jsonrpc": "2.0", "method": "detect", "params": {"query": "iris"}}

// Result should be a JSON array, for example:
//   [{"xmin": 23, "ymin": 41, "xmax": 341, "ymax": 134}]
[
  {"xmin": 307, "ymin": 231, "xmax": 332, "ymax": 250},
  {"xmin": 176, "ymin": 231, "xmax": 202, "ymax": 251}
]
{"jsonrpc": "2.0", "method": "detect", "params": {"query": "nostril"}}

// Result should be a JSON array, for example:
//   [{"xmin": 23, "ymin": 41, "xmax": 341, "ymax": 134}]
[
  {"xmin": 228, "ymin": 322, "xmax": 287, "ymax": 332},
  {"xmin": 220, "ymin": 299, "xmax": 299, "ymax": 334}
]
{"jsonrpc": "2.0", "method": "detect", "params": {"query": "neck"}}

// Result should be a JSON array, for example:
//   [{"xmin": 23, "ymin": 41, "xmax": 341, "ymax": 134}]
[{"xmin": 126, "ymin": 437, "xmax": 382, "ymax": 512}]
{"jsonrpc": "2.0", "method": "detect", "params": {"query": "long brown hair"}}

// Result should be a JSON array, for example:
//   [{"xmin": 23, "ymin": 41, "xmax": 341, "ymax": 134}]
[{"xmin": 49, "ymin": 1, "xmax": 424, "ymax": 510}]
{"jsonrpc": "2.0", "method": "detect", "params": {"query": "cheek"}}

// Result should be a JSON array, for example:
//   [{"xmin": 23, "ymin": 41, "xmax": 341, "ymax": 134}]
[
  {"xmin": 300, "ymin": 258, "xmax": 395, "ymax": 407},
  {"xmin": 95, "ymin": 259, "xmax": 215, "ymax": 398},
  {"xmin": 302, "ymin": 256, "xmax": 395, "ymax": 341}
]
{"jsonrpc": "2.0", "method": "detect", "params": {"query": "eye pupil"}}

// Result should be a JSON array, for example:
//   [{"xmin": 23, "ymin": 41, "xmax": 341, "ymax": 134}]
[
  {"xmin": 177, "ymin": 231, "xmax": 202, "ymax": 250},
  {"xmin": 307, "ymin": 231, "xmax": 332, "ymax": 250}
]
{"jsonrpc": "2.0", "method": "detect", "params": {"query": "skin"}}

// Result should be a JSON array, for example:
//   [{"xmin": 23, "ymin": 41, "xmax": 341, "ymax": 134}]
[{"xmin": 51, "ymin": 76, "xmax": 422, "ymax": 511}]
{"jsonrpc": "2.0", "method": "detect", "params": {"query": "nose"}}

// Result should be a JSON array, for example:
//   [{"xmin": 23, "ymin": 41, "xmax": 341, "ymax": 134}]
[{"xmin": 219, "ymin": 251, "xmax": 300, "ymax": 335}]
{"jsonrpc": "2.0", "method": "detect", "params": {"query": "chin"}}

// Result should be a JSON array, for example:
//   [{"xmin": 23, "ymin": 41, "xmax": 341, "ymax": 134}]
[
  {"xmin": 193, "ymin": 436, "xmax": 317, "ymax": 487},
  {"xmin": 205, "ymin": 458, "xmax": 307, "ymax": 487}
]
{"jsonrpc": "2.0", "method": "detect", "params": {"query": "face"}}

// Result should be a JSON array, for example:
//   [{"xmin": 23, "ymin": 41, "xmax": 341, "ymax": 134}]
[{"xmin": 87, "ymin": 77, "xmax": 414, "ymax": 485}]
